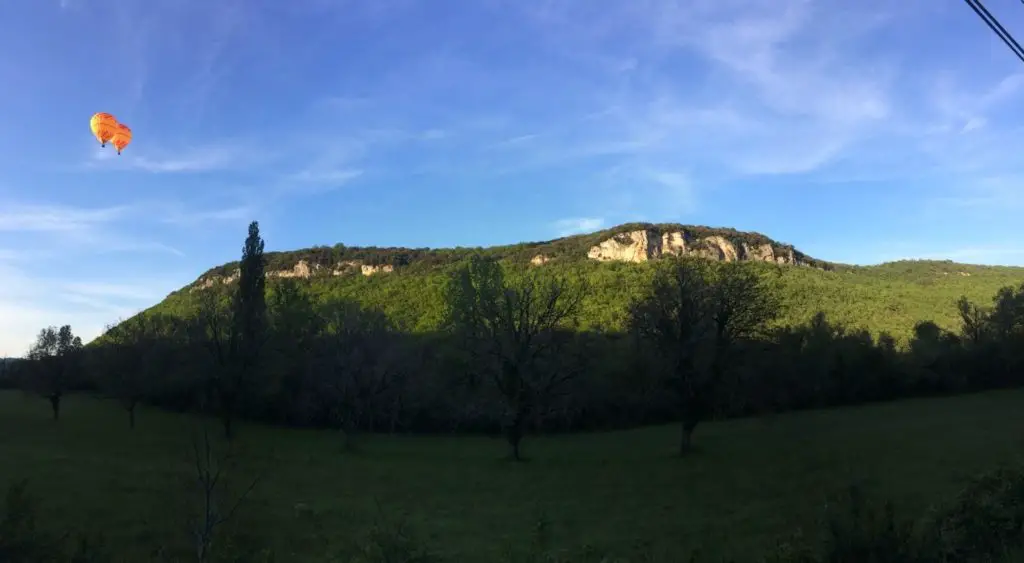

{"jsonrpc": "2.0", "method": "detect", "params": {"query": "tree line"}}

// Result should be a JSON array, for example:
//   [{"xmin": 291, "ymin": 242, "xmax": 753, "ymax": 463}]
[{"xmin": 5, "ymin": 221, "xmax": 1024, "ymax": 458}]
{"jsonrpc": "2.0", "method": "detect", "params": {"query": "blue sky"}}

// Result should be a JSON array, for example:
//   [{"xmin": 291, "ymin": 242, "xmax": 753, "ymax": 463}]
[{"xmin": 1, "ymin": 0, "xmax": 1024, "ymax": 354}]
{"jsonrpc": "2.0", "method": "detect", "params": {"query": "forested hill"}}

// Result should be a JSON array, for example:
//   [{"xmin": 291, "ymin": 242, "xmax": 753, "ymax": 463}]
[{"xmin": 146, "ymin": 223, "xmax": 1024, "ymax": 341}]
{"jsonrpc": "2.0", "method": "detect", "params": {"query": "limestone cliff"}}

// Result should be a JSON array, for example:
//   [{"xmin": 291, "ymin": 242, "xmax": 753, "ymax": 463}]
[
  {"xmin": 187, "ymin": 222, "xmax": 827, "ymax": 292},
  {"xmin": 585, "ymin": 228, "xmax": 807, "ymax": 266},
  {"xmin": 191, "ymin": 259, "xmax": 394, "ymax": 292}
]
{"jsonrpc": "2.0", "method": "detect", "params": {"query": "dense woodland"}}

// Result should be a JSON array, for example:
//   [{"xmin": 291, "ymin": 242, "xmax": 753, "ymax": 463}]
[{"xmin": 4, "ymin": 221, "xmax": 1024, "ymax": 458}]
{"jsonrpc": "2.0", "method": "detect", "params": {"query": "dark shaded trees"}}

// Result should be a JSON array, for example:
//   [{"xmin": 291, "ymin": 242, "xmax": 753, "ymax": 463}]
[
  {"xmin": 627, "ymin": 258, "xmax": 714, "ymax": 455},
  {"xmin": 98, "ymin": 314, "xmax": 167, "ymax": 428},
  {"xmin": 443, "ymin": 254, "xmax": 586, "ymax": 460},
  {"xmin": 316, "ymin": 300, "xmax": 398, "ymax": 449},
  {"xmin": 628, "ymin": 258, "xmax": 779, "ymax": 455},
  {"xmin": 706, "ymin": 263, "xmax": 780, "ymax": 416},
  {"xmin": 25, "ymin": 325, "xmax": 82, "ymax": 421},
  {"xmin": 192, "ymin": 221, "xmax": 268, "ymax": 441},
  {"xmin": 265, "ymin": 278, "xmax": 323, "ymax": 426}
]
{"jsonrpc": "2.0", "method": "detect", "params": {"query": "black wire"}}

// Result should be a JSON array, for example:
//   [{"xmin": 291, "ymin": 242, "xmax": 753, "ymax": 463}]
[
  {"xmin": 965, "ymin": 0, "xmax": 1024, "ymax": 60},
  {"xmin": 965, "ymin": 0, "xmax": 1024, "ymax": 56},
  {"xmin": 963, "ymin": 0, "xmax": 1024, "ymax": 64},
  {"xmin": 971, "ymin": 0, "xmax": 1024, "ymax": 55}
]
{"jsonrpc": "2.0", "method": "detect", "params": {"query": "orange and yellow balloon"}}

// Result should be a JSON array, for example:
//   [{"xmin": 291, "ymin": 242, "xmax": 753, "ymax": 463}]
[
  {"xmin": 89, "ymin": 112, "xmax": 118, "ymax": 147},
  {"xmin": 111, "ymin": 123, "xmax": 132, "ymax": 155}
]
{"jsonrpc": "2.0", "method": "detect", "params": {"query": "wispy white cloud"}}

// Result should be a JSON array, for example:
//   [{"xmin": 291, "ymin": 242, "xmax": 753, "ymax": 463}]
[
  {"xmin": 175, "ymin": 1, "xmax": 248, "ymax": 120},
  {"xmin": 553, "ymin": 217, "xmax": 604, "ymax": 237},
  {"xmin": 0, "ymin": 198, "xmax": 247, "ymax": 257},
  {"xmin": 62, "ymin": 281, "xmax": 165, "ymax": 303},
  {"xmin": 0, "ymin": 262, "xmax": 177, "ymax": 356},
  {"xmin": 286, "ymin": 169, "xmax": 364, "ymax": 187},
  {"xmin": 89, "ymin": 141, "xmax": 262, "ymax": 174},
  {"xmin": 874, "ymin": 246, "xmax": 1024, "ymax": 267},
  {"xmin": 926, "ymin": 174, "xmax": 1024, "ymax": 213},
  {"xmin": 0, "ymin": 203, "xmax": 131, "ymax": 233},
  {"xmin": 468, "ymin": 0, "xmax": 912, "ymax": 218},
  {"xmin": 158, "ymin": 204, "xmax": 256, "ymax": 226},
  {"xmin": 0, "ymin": 249, "xmax": 26, "ymax": 261}
]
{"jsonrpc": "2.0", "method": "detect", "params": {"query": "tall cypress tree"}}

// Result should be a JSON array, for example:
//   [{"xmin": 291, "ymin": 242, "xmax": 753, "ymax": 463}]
[{"xmin": 222, "ymin": 221, "xmax": 267, "ymax": 440}]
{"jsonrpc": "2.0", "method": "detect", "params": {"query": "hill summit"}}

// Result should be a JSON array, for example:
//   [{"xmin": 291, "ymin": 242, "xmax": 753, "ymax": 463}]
[
  {"xmin": 140, "ymin": 220, "xmax": 1024, "ymax": 341},
  {"xmin": 190, "ymin": 222, "xmax": 830, "ymax": 291}
]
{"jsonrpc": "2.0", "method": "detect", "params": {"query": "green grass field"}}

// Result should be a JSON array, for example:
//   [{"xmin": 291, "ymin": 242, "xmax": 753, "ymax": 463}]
[{"xmin": 2, "ymin": 390, "xmax": 1023, "ymax": 561}]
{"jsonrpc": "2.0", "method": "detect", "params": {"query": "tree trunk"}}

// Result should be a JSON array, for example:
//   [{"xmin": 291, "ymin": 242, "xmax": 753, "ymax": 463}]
[
  {"xmin": 222, "ymin": 411, "xmax": 234, "ymax": 441},
  {"xmin": 50, "ymin": 394, "xmax": 61, "ymax": 421},
  {"xmin": 505, "ymin": 412, "xmax": 526, "ymax": 461},
  {"xmin": 680, "ymin": 417, "xmax": 699, "ymax": 456},
  {"xmin": 508, "ymin": 432, "xmax": 523, "ymax": 461}
]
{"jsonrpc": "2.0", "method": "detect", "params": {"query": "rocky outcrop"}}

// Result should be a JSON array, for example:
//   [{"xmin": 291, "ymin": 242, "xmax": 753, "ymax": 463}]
[
  {"xmin": 586, "ymin": 229, "xmax": 810, "ymax": 267},
  {"xmin": 270, "ymin": 260, "xmax": 317, "ymax": 278},
  {"xmin": 742, "ymin": 242, "xmax": 774, "ymax": 262},
  {"xmin": 692, "ymin": 235, "xmax": 739, "ymax": 262},
  {"xmin": 360, "ymin": 264, "xmax": 394, "ymax": 276},
  {"xmin": 587, "ymin": 230, "xmax": 656, "ymax": 262},
  {"xmin": 530, "ymin": 254, "xmax": 551, "ymax": 266},
  {"xmin": 191, "ymin": 259, "xmax": 393, "ymax": 292},
  {"xmin": 661, "ymin": 232, "xmax": 687, "ymax": 257}
]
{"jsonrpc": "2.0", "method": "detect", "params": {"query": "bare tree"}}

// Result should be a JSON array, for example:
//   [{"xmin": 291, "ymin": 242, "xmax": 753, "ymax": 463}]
[
  {"xmin": 25, "ymin": 325, "xmax": 82, "ymax": 421},
  {"xmin": 443, "ymin": 255, "xmax": 586, "ymax": 460},
  {"xmin": 186, "ymin": 425, "xmax": 261, "ymax": 562}
]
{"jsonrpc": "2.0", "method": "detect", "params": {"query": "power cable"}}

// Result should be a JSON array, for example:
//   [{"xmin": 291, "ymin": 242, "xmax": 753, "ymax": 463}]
[{"xmin": 963, "ymin": 0, "xmax": 1024, "ymax": 64}]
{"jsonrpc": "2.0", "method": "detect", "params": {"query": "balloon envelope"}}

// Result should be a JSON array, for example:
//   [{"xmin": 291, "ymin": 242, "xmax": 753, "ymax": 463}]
[
  {"xmin": 111, "ymin": 122, "xmax": 132, "ymax": 155},
  {"xmin": 89, "ymin": 112, "xmax": 118, "ymax": 146}
]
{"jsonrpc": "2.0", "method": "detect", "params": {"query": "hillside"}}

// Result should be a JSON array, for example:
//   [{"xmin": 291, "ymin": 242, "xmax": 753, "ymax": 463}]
[{"xmin": 147, "ymin": 223, "xmax": 1024, "ymax": 341}]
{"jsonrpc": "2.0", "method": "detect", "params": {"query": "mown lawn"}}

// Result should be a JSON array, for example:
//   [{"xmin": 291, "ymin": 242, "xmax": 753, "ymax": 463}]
[{"xmin": 1, "ymin": 389, "xmax": 1023, "ymax": 561}]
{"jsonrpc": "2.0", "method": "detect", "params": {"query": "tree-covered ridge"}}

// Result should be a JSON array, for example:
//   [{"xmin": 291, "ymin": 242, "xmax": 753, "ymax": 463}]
[
  {"xmin": 155, "ymin": 254, "xmax": 1024, "ymax": 342},
  {"xmin": 189, "ymin": 222, "xmax": 829, "ymax": 284}
]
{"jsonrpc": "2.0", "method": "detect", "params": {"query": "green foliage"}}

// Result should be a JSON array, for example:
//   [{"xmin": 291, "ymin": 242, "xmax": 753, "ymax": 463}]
[
  {"xmin": 923, "ymin": 463, "xmax": 1024, "ymax": 562},
  {"xmin": 442, "ymin": 254, "xmax": 589, "ymax": 458},
  {"xmin": 0, "ymin": 480, "xmax": 111, "ymax": 563},
  {"xmin": 761, "ymin": 463, "xmax": 1024, "ymax": 563},
  {"xmin": 338, "ymin": 512, "xmax": 439, "ymax": 563},
  {"xmin": 152, "ymin": 255, "xmax": 1024, "ymax": 347}
]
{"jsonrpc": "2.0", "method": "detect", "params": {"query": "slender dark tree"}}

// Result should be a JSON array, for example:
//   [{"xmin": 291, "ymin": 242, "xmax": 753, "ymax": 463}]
[
  {"xmin": 225, "ymin": 221, "xmax": 268, "ymax": 439},
  {"xmin": 193, "ymin": 221, "xmax": 268, "ymax": 441}
]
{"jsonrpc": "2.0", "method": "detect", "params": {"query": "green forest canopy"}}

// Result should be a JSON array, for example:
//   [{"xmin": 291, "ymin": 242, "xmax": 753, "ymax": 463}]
[{"xmin": 134, "ymin": 223, "xmax": 1024, "ymax": 343}]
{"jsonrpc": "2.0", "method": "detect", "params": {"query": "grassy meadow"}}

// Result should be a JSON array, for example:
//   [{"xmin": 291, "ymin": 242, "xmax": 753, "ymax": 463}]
[{"xmin": 2, "ymin": 389, "xmax": 1024, "ymax": 561}]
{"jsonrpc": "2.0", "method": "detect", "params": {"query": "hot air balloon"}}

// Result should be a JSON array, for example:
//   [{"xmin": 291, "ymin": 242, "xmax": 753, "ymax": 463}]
[
  {"xmin": 89, "ymin": 112, "xmax": 118, "ymax": 147},
  {"xmin": 111, "ymin": 122, "xmax": 132, "ymax": 155}
]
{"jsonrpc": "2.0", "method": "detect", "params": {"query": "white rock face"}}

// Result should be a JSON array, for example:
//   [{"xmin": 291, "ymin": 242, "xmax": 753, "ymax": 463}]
[
  {"xmin": 192, "ymin": 258, "xmax": 395, "ymax": 292},
  {"xmin": 584, "ymin": 229, "xmax": 806, "ymax": 265},
  {"xmin": 587, "ymin": 230, "xmax": 654, "ymax": 262},
  {"xmin": 190, "ymin": 227, "xmax": 818, "ymax": 292}
]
